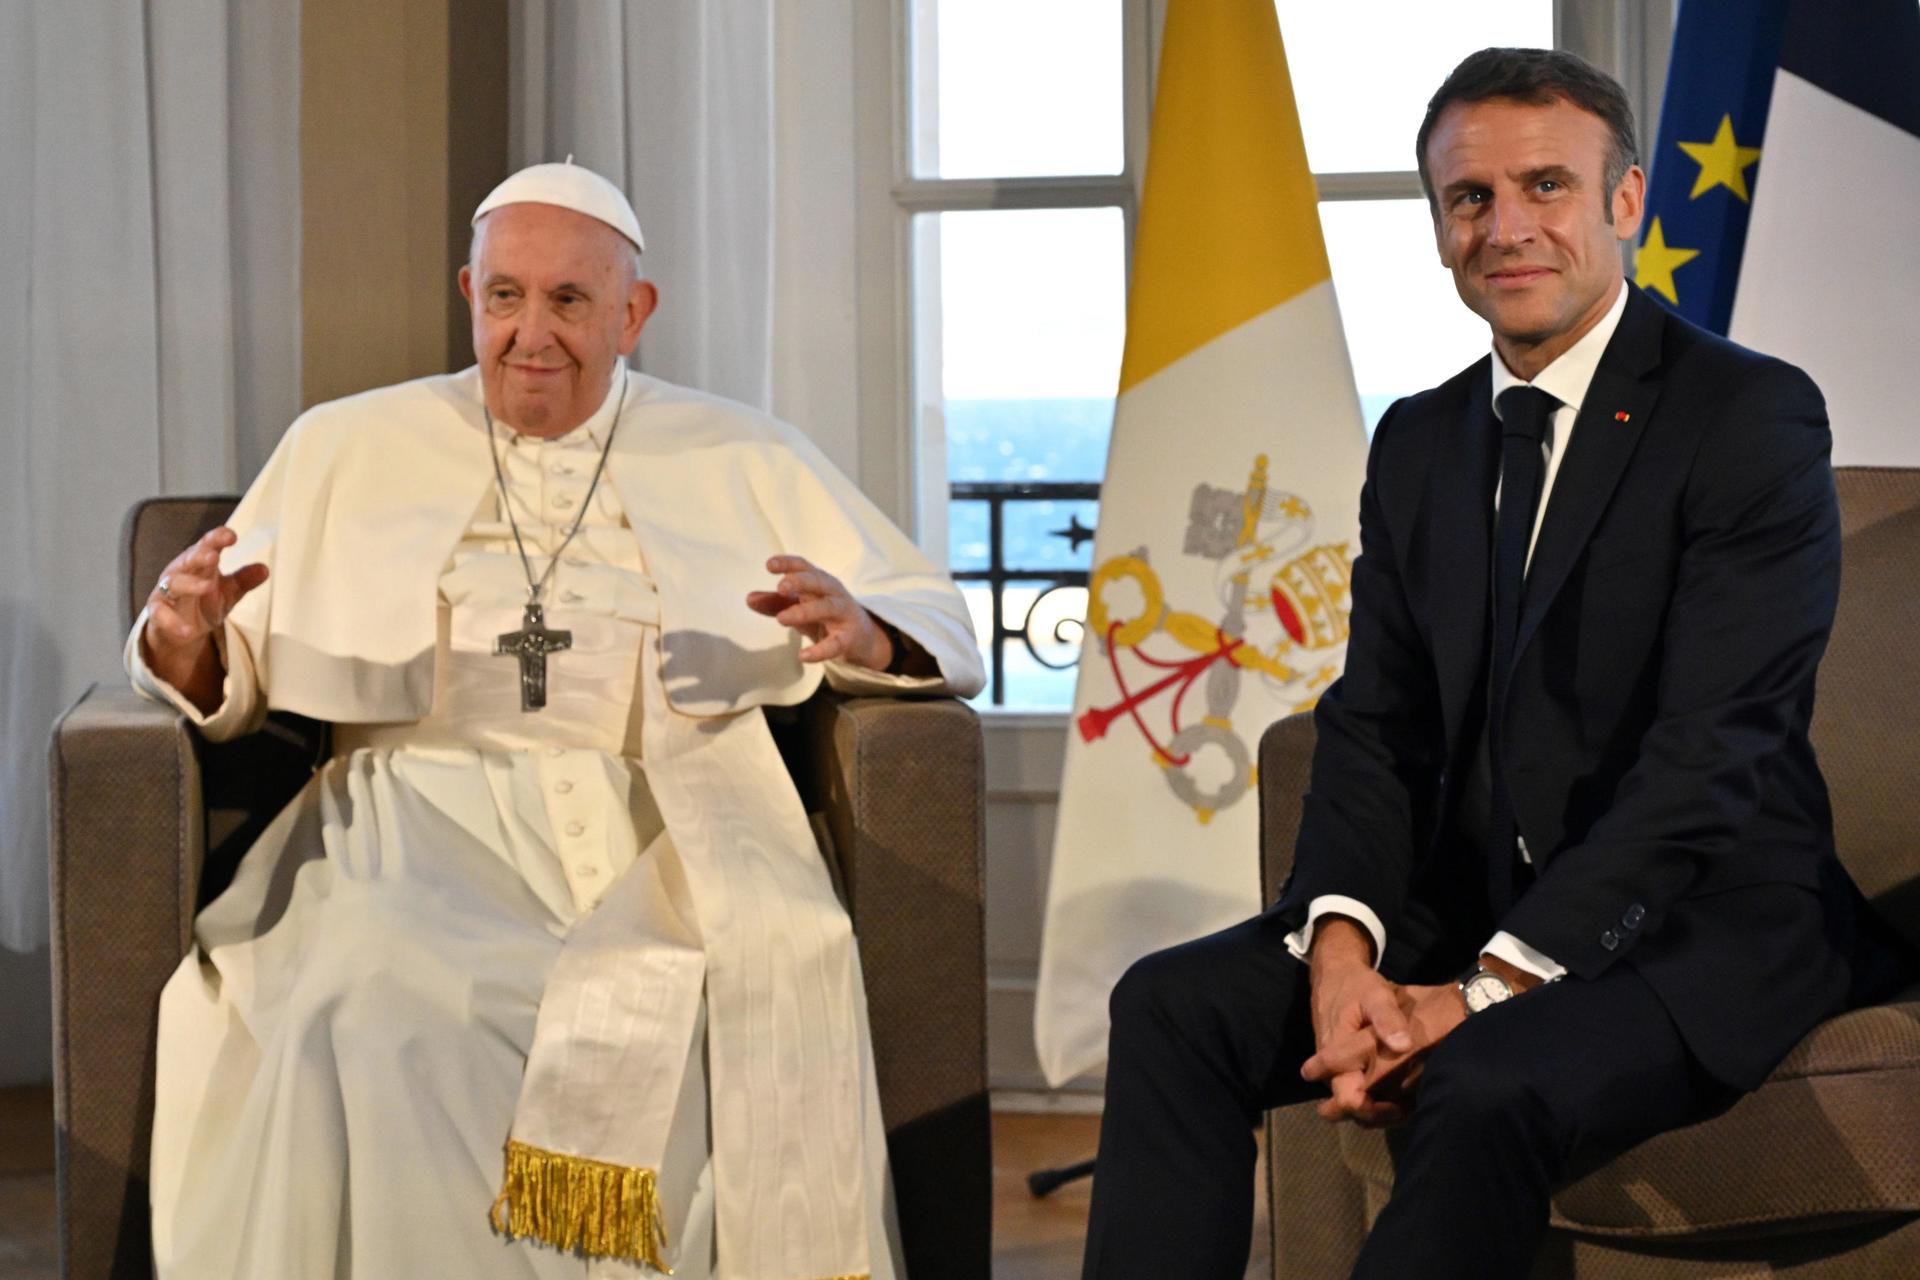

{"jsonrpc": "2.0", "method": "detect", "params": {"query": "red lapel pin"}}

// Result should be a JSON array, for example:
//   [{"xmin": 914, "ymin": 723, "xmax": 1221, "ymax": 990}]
[{"xmin": 1614, "ymin": 411, "xmax": 1631, "ymax": 422}]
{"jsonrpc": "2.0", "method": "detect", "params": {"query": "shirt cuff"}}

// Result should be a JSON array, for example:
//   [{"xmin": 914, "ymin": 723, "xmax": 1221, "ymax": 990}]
[
  {"xmin": 125, "ymin": 606, "xmax": 256, "ymax": 740},
  {"xmin": 1284, "ymin": 896, "xmax": 1387, "ymax": 970},
  {"xmin": 1482, "ymin": 931, "xmax": 1568, "ymax": 983}
]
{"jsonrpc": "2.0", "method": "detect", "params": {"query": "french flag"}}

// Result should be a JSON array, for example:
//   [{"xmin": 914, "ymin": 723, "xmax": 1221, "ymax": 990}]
[{"xmin": 1728, "ymin": 0, "xmax": 1920, "ymax": 465}]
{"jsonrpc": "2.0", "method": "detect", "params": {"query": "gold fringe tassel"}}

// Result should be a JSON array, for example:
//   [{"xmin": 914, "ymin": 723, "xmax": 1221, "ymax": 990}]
[{"xmin": 489, "ymin": 1139, "xmax": 670, "ymax": 1272}]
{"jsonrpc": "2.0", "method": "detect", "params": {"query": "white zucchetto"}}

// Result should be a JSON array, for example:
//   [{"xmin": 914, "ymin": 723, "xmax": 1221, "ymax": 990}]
[{"xmin": 471, "ymin": 159, "xmax": 646, "ymax": 253}]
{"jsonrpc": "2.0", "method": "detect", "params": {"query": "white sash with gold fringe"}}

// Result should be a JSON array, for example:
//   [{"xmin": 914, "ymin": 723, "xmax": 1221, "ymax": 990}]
[{"xmin": 491, "ymin": 625, "xmax": 876, "ymax": 1280}]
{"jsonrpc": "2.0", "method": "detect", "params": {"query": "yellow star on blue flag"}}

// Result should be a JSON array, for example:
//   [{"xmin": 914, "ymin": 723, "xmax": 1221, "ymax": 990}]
[
  {"xmin": 1634, "ymin": 218, "xmax": 1701, "ymax": 305},
  {"xmin": 1677, "ymin": 114, "xmax": 1764, "ymax": 200}
]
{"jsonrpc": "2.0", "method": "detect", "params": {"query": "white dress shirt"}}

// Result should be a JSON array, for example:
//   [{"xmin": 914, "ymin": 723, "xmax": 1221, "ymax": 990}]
[{"xmin": 1286, "ymin": 284, "xmax": 1632, "ymax": 981}]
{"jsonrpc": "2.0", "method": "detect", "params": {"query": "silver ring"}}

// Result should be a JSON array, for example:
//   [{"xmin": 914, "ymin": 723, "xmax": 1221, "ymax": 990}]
[{"xmin": 157, "ymin": 575, "xmax": 177, "ymax": 603}]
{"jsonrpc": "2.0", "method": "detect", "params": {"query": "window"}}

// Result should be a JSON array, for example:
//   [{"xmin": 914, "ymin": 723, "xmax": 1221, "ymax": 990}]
[
  {"xmin": 899, "ymin": 0, "xmax": 1145, "ymax": 709},
  {"xmin": 893, "ymin": 1, "xmax": 1648, "ymax": 709}
]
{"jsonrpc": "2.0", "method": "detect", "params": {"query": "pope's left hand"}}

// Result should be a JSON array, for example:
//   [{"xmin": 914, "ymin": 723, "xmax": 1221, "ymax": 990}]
[{"xmin": 749, "ymin": 555, "xmax": 894, "ymax": 670}]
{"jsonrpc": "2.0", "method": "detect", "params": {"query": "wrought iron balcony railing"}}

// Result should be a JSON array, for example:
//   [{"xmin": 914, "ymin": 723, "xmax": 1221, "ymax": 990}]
[{"xmin": 949, "ymin": 481, "xmax": 1100, "ymax": 706}]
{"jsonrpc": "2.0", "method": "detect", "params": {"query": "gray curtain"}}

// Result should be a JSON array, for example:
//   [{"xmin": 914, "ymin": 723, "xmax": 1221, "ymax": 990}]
[{"xmin": 0, "ymin": 0, "xmax": 299, "ymax": 955}]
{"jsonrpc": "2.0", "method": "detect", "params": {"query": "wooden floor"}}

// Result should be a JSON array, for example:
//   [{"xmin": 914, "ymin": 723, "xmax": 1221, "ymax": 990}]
[
  {"xmin": 0, "ymin": 1088, "xmax": 1267, "ymax": 1278},
  {"xmin": 993, "ymin": 1107, "xmax": 1270, "ymax": 1279}
]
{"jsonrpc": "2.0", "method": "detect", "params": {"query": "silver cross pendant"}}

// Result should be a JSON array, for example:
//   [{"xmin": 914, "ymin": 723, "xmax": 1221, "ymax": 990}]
[{"xmin": 496, "ymin": 601, "xmax": 573, "ymax": 711}]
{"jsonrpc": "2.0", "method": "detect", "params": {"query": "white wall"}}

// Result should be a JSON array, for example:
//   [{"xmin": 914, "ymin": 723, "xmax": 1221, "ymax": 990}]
[{"xmin": 981, "ymin": 717, "xmax": 1104, "ymax": 1094}]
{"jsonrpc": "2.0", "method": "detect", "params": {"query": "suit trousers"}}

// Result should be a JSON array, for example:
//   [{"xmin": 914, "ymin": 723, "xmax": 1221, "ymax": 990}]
[{"xmin": 1080, "ymin": 911, "xmax": 1740, "ymax": 1279}]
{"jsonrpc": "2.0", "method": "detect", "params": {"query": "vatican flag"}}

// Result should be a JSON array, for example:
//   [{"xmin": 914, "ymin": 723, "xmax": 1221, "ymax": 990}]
[{"xmin": 1032, "ymin": 0, "xmax": 1369, "ymax": 1086}]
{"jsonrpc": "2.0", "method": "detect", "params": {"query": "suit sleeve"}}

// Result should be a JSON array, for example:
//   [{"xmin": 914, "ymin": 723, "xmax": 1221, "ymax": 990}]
[
  {"xmin": 1499, "ymin": 361, "xmax": 1839, "ymax": 977},
  {"xmin": 1276, "ymin": 401, "xmax": 1445, "ymax": 940}
]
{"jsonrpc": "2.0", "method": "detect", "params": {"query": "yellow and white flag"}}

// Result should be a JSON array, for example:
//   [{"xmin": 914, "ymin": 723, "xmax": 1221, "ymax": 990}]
[{"xmin": 1033, "ymin": 0, "xmax": 1369, "ymax": 1085}]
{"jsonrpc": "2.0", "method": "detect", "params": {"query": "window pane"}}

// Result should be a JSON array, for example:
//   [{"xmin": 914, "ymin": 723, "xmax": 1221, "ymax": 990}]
[
  {"xmin": 995, "ymin": 583, "xmax": 1089, "ymax": 710},
  {"xmin": 1274, "ymin": 0, "xmax": 1553, "ymax": 173},
  {"xmin": 921, "ymin": 207, "xmax": 1125, "ymax": 481},
  {"xmin": 911, "ymin": 0, "xmax": 1124, "ymax": 178},
  {"xmin": 918, "ymin": 206, "xmax": 1125, "ymax": 707},
  {"xmin": 1320, "ymin": 199, "xmax": 1489, "ymax": 429},
  {"xmin": 1004, "ymin": 498, "xmax": 1098, "ymax": 574},
  {"xmin": 955, "ymin": 582, "xmax": 1091, "ymax": 711},
  {"xmin": 949, "ymin": 499, "xmax": 991, "ymax": 573}
]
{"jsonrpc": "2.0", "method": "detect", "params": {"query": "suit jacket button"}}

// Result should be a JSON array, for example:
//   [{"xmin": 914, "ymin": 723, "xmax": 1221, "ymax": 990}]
[
  {"xmin": 1600, "ymin": 929, "xmax": 1621, "ymax": 951},
  {"xmin": 1624, "ymin": 904, "xmax": 1646, "ymax": 928}
]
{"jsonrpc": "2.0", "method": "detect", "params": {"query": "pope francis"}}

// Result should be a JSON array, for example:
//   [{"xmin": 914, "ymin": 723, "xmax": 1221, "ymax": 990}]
[{"xmin": 127, "ymin": 161, "xmax": 985, "ymax": 1280}]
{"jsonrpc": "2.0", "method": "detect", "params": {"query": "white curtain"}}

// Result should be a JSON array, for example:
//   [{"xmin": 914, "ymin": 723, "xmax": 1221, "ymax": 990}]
[
  {"xmin": 0, "ymin": 0, "xmax": 300, "ymax": 953},
  {"xmin": 508, "ymin": 0, "xmax": 864, "ymax": 476}
]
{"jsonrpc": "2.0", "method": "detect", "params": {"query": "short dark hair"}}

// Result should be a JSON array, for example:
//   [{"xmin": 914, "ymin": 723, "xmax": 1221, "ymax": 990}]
[{"xmin": 1415, "ymin": 47, "xmax": 1640, "ymax": 218}]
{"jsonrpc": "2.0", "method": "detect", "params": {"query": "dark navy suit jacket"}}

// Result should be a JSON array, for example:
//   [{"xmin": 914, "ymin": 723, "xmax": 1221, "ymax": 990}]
[{"xmin": 1273, "ymin": 285, "xmax": 1868, "ymax": 1090}]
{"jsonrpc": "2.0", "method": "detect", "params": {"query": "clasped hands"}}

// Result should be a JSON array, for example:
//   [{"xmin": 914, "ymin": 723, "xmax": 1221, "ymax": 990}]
[{"xmin": 1299, "ymin": 918, "xmax": 1470, "ymax": 1128}]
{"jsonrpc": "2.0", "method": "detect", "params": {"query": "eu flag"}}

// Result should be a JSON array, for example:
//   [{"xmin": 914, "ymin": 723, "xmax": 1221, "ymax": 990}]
[{"xmin": 1633, "ymin": 0, "xmax": 1790, "ymax": 334}]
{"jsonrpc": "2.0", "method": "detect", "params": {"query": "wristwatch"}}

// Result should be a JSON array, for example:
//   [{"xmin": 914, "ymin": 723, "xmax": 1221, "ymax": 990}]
[{"xmin": 1456, "ymin": 963, "xmax": 1515, "ymax": 1015}]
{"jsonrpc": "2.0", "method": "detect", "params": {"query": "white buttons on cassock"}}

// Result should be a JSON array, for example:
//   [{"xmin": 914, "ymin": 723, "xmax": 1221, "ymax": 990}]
[
  {"xmin": 554, "ymin": 779, "xmax": 574, "ymax": 794},
  {"xmin": 564, "ymin": 820, "xmax": 585, "ymax": 837},
  {"xmin": 551, "ymin": 495, "xmax": 571, "ymax": 509},
  {"xmin": 561, "ymin": 590, "xmax": 584, "ymax": 604},
  {"xmin": 576, "ymin": 864, "xmax": 599, "ymax": 879}
]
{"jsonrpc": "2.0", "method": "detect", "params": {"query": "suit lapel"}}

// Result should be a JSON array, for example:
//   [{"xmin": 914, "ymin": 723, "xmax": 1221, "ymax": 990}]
[
  {"xmin": 1512, "ymin": 288, "xmax": 1666, "ymax": 667},
  {"xmin": 1428, "ymin": 360, "xmax": 1500, "ymax": 748}
]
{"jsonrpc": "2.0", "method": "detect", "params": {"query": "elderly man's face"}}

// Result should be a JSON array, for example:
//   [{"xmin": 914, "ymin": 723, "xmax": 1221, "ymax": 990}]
[
  {"xmin": 1427, "ymin": 96, "xmax": 1644, "ymax": 379},
  {"xmin": 459, "ymin": 203, "xmax": 656, "ymax": 437}
]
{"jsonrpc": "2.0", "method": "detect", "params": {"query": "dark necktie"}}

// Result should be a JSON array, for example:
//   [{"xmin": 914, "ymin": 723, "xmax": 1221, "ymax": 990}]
[{"xmin": 1486, "ymin": 385, "xmax": 1557, "ymax": 917}]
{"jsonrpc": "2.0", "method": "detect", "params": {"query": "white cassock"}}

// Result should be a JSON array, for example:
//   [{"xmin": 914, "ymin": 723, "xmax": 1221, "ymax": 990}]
[{"xmin": 128, "ymin": 368, "xmax": 984, "ymax": 1279}]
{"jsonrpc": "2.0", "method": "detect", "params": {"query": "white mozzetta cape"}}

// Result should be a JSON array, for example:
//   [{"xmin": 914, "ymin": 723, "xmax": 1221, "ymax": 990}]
[{"xmin": 205, "ymin": 365, "xmax": 983, "ymax": 730}]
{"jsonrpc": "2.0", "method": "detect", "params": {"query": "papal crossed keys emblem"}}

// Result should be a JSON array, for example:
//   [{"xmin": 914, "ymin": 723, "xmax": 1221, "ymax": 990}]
[{"xmin": 1078, "ymin": 454, "xmax": 1354, "ymax": 824}]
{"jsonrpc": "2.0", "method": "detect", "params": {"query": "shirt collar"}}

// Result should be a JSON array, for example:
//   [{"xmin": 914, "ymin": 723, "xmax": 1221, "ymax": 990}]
[
  {"xmin": 494, "ymin": 361, "xmax": 628, "ymax": 449},
  {"xmin": 1489, "ymin": 283, "xmax": 1629, "ymax": 418}
]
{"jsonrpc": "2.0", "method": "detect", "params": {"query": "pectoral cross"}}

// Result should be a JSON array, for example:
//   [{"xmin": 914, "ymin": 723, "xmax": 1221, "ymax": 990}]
[{"xmin": 496, "ymin": 601, "xmax": 572, "ymax": 711}]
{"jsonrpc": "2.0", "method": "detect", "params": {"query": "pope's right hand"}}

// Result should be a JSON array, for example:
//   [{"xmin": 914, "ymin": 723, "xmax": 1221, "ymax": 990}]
[{"xmin": 141, "ymin": 528, "xmax": 268, "ymax": 701}]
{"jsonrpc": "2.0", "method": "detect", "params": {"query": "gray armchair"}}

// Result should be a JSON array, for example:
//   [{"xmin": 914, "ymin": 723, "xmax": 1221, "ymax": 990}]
[
  {"xmin": 50, "ymin": 495, "xmax": 991, "ymax": 1280},
  {"xmin": 1258, "ymin": 466, "xmax": 1920, "ymax": 1277}
]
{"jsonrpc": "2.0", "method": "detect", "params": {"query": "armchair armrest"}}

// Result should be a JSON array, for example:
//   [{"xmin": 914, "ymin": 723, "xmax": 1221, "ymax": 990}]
[
  {"xmin": 49, "ymin": 684, "xmax": 204, "ymax": 1279},
  {"xmin": 795, "ymin": 692, "xmax": 988, "ymax": 1280},
  {"xmin": 1258, "ymin": 711, "xmax": 1318, "ymax": 903}
]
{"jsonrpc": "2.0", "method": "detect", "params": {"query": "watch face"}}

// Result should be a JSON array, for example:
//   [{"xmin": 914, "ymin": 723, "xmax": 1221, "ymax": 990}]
[{"xmin": 1463, "ymin": 971, "xmax": 1513, "ymax": 1013}]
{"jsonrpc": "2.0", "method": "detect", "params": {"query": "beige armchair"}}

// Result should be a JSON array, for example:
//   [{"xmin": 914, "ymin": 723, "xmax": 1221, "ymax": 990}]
[
  {"xmin": 1258, "ymin": 466, "xmax": 1920, "ymax": 1276},
  {"xmin": 50, "ymin": 496, "xmax": 991, "ymax": 1280}
]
